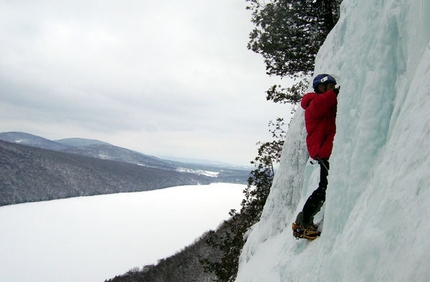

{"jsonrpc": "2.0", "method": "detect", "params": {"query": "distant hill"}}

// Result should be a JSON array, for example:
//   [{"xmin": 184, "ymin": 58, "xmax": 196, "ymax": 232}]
[
  {"xmin": 55, "ymin": 137, "xmax": 110, "ymax": 147},
  {"xmin": 61, "ymin": 143, "xmax": 177, "ymax": 170},
  {"xmin": 0, "ymin": 132, "xmax": 250, "ymax": 174},
  {"xmin": 0, "ymin": 132, "xmax": 172, "ymax": 169},
  {"xmin": 0, "ymin": 131, "xmax": 72, "ymax": 151},
  {"xmin": 0, "ymin": 140, "xmax": 215, "ymax": 206},
  {"xmin": 0, "ymin": 132, "xmax": 251, "ymax": 206}
]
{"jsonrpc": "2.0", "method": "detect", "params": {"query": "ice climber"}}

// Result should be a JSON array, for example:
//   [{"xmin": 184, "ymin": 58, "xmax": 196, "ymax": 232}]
[{"xmin": 292, "ymin": 74, "xmax": 339, "ymax": 240}]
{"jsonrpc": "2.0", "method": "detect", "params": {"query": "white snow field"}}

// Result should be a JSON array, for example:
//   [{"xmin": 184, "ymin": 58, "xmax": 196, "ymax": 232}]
[
  {"xmin": 0, "ymin": 183, "xmax": 244, "ymax": 282},
  {"xmin": 236, "ymin": 0, "xmax": 430, "ymax": 281}
]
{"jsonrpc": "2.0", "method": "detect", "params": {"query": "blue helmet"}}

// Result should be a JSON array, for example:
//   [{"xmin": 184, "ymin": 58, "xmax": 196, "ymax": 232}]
[{"xmin": 313, "ymin": 74, "xmax": 337, "ymax": 89}]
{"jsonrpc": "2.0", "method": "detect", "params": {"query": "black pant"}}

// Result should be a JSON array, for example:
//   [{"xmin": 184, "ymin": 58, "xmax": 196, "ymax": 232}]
[{"xmin": 301, "ymin": 159, "xmax": 329, "ymax": 225}]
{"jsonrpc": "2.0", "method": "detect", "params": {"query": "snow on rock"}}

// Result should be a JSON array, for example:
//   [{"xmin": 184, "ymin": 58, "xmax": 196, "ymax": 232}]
[{"xmin": 236, "ymin": 0, "xmax": 430, "ymax": 281}]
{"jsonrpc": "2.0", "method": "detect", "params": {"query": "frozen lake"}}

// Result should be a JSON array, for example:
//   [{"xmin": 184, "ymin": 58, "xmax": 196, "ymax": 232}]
[{"xmin": 0, "ymin": 183, "xmax": 245, "ymax": 282}]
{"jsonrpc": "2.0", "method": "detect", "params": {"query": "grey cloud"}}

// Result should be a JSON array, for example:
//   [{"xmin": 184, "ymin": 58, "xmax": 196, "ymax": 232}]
[{"xmin": 0, "ymin": 0, "xmax": 291, "ymax": 165}]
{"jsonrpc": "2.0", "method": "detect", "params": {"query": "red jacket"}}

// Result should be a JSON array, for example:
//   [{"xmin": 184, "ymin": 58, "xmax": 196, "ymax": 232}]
[{"xmin": 301, "ymin": 89, "xmax": 337, "ymax": 160}]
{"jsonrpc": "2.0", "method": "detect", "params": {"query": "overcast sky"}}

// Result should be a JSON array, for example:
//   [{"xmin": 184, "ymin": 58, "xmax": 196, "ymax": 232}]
[{"xmin": 0, "ymin": 0, "xmax": 293, "ymax": 166}]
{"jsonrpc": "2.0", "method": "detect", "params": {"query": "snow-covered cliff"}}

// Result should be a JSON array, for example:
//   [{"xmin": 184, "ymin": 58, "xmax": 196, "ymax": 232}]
[{"xmin": 236, "ymin": 0, "xmax": 430, "ymax": 281}]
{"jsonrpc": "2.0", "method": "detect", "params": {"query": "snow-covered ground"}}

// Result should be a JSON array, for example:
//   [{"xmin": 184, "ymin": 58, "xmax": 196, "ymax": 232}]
[
  {"xmin": 0, "ymin": 183, "xmax": 244, "ymax": 282},
  {"xmin": 236, "ymin": 0, "xmax": 430, "ymax": 281},
  {"xmin": 176, "ymin": 167, "xmax": 220, "ymax": 177}
]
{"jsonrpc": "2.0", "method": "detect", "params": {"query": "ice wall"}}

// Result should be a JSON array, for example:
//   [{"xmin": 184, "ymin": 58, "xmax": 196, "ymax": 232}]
[{"xmin": 236, "ymin": 0, "xmax": 430, "ymax": 281}]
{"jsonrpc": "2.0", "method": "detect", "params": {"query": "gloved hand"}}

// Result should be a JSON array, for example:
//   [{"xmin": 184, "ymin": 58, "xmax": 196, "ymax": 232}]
[{"xmin": 333, "ymin": 86, "xmax": 340, "ymax": 95}]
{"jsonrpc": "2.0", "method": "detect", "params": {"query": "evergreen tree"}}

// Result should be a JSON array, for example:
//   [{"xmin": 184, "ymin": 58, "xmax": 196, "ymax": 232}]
[
  {"xmin": 246, "ymin": 0, "xmax": 341, "ymax": 104},
  {"xmin": 246, "ymin": 0, "xmax": 341, "ymax": 77},
  {"xmin": 201, "ymin": 1, "xmax": 342, "ymax": 281},
  {"xmin": 202, "ymin": 120, "xmax": 286, "ymax": 282}
]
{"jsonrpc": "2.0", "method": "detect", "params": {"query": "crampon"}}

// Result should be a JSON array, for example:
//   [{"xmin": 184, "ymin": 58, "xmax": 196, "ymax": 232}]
[{"xmin": 292, "ymin": 222, "xmax": 321, "ymax": 240}]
